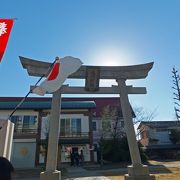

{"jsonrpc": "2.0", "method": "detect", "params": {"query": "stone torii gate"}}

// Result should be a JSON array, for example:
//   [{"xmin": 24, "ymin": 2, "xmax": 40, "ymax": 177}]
[{"xmin": 20, "ymin": 56, "xmax": 155, "ymax": 180}]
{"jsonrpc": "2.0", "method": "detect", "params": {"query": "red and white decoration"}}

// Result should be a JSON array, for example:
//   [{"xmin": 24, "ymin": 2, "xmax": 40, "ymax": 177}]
[
  {"xmin": 33, "ymin": 56, "xmax": 82, "ymax": 96},
  {"xmin": 0, "ymin": 19, "xmax": 14, "ymax": 62}
]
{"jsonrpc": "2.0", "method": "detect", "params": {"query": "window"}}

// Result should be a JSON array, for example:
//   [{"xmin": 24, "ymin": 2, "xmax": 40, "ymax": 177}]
[
  {"xmin": 92, "ymin": 121, "xmax": 97, "ymax": 131},
  {"xmin": 23, "ymin": 116, "xmax": 37, "ymax": 129},
  {"xmin": 66, "ymin": 119, "xmax": 71, "ymax": 135},
  {"xmin": 72, "ymin": 118, "xmax": 81, "ymax": 134},
  {"xmin": 10, "ymin": 115, "xmax": 37, "ymax": 132},
  {"xmin": 60, "ymin": 119, "xmax": 65, "ymax": 136},
  {"xmin": 60, "ymin": 118, "xmax": 81, "ymax": 136},
  {"xmin": 156, "ymin": 128, "xmax": 167, "ymax": 132},
  {"xmin": 10, "ymin": 116, "xmax": 22, "ymax": 129},
  {"xmin": 60, "ymin": 118, "xmax": 70, "ymax": 136},
  {"xmin": 120, "ymin": 120, "xmax": 124, "ymax": 128}
]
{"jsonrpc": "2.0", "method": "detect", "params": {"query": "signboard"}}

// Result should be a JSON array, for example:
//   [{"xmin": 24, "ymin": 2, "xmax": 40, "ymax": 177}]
[{"xmin": 85, "ymin": 67, "xmax": 100, "ymax": 91}]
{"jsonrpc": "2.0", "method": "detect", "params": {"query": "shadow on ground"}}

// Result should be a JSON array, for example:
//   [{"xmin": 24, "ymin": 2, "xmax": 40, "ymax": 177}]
[
  {"xmin": 85, "ymin": 161, "xmax": 174, "ymax": 178},
  {"xmin": 14, "ymin": 160, "xmax": 180, "ymax": 179}
]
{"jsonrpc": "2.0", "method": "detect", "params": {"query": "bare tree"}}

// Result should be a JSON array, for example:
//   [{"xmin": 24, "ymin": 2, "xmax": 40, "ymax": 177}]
[
  {"xmin": 172, "ymin": 67, "xmax": 180, "ymax": 121},
  {"xmin": 133, "ymin": 106, "xmax": 158, "ymax": 124},
  {"xmin": 133, "ymin": 106, "xmax": 158, "ymax": 138}
]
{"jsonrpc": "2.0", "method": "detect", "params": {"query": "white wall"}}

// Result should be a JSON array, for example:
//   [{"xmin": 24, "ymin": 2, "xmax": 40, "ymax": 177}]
[
  {"xmin": 41, "ymin": 116, "xmax": 49, "ymax": 139},
  {"xmin": 0, "ymin": 110, "xmax": 39, "ymax": 117},
  {"xmin": 81, "ymin": 115, "xmax": 89, "ymax": 133}
]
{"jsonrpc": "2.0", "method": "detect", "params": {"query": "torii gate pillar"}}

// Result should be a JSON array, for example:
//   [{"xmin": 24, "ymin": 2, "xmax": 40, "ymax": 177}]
[
  {"xmin": 40, "ymin": 89, "xmax": 61, "ymax": 180},
  {"xmin": 118, "ymin": 79, "xmax": 155, "ymax": 180}
]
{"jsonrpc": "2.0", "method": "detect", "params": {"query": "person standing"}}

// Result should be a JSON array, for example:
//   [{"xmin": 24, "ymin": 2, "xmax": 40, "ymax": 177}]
[
  {"xmin": 74, "ymin": 151, "xmax": 79, "ymax": 166},
  {"xmin": 70, "ymin": 151, "xmax": 75, "ymax": 166},
  {"xmin": 79, "ymin": 150, "xmax": 84, "ymax": 166}
]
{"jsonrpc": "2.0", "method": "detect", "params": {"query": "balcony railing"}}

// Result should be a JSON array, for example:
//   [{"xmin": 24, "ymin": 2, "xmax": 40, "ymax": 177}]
[
  {"xmin": 14, "ymin": 128, "xmax": 38, "ymax": 136},
  {"xmin": 13, "ymin": 128, "xmax": 90, "ymax": 140},
  {"xmin": 59, "ymin": 132, "xmax": 89, "ymax": 139}
]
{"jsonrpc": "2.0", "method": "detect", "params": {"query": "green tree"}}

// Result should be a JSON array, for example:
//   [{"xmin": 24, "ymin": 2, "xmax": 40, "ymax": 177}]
[
  {"xmin": 98, "ymin": 105, "xmax": 148, "ymax": 164},
  {"xmin": 99, "ymin": 105, "xmax": 123, "ymax": 165},
  {"xmin": 100, "ymin": 105, "xmax": 125, "ymax": 139},
  {"xmin": 102, "ymin": 137, "xmax": 147, "ymax": 163}
]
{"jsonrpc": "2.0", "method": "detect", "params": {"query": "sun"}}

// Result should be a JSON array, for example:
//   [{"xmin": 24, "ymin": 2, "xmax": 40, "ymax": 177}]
[{"xmin": 90, "ymin": 46, "xmax": 133, "ymax": 66}]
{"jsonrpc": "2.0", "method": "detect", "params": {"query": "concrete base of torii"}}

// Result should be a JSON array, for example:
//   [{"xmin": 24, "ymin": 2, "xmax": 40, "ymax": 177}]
[
  {"xmin": 40, "ymin": 171, "xmax": 61, "ymax": 180},
  {"xmin": 124, "ymin": 165, "xmax": 156, "ymax": 180}
]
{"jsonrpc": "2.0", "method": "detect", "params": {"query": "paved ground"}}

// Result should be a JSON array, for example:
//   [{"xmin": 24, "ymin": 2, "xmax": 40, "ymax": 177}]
[
  {"xmin": 16, "ymin": 178, "xmax": 110, "ymax": 180},
  {"xmin": 13, "ymin": 160, "xmax": 180, "ymax": 180},
  {"xmin": 65, "ymin": 177, "xmax": 110, "ymax": 180},
  {"xmin": 13, "ymin": 165, "xmax": 123, "ymax": 180}
]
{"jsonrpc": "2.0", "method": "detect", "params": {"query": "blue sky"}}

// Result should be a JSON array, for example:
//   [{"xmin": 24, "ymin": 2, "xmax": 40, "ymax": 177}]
[{"xmin": 0, "ymin": 0, "xmax": 180, "ymax": 121}]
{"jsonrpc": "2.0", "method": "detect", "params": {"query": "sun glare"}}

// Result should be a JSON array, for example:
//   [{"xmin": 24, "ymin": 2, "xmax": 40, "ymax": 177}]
[{"xmin": 90, "ymin": 47, "xmax": 133, "ymax": 66}]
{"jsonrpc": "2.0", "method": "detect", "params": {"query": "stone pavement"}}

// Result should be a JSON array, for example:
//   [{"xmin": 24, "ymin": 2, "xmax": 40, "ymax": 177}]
[
  {"xmin": 14, "ymin": 165, "xmax": 112, "ymax": 180},
  {"xmin": 64, "ymin": 177, "xmax": 110, "ymax": 180},
  {"xmin": 63, "ymin": 166, "xmax": 111, "ymax": 180},
  {"xmin": 16, "ymin": 177, "xmax": 110, "ymax": 180}
]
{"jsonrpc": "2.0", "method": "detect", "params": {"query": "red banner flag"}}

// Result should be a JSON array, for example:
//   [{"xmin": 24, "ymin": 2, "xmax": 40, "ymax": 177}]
[{"xmin": 0, "ymin": 19, "xmax": 14, "ymax": 62}]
